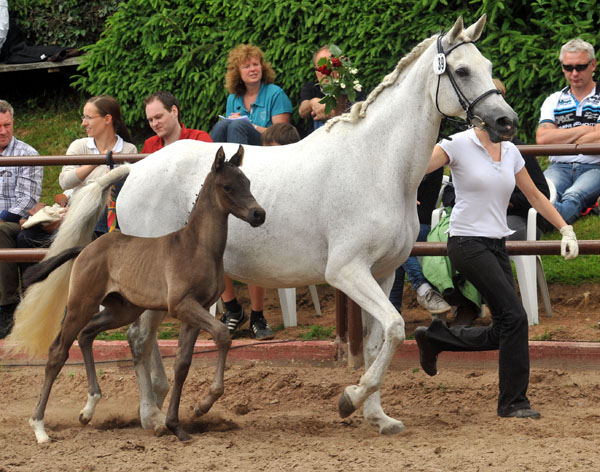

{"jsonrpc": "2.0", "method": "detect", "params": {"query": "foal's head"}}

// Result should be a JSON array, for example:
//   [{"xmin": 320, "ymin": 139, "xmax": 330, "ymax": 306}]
[{"xmin": 211, "ymin": 146, "xmax": 266, "ymax": 227}]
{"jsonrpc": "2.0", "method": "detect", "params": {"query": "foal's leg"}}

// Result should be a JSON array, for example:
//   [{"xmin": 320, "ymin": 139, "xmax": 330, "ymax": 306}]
[
  {"xmin": 77, "ymin": 301, "xmax": 144, "ymax": 425},
  {"xmin": 127, "ymin": 310, "xmax": 169, "ymax": 434},
  {"xmin": 326, "ymin": 264, "xmax": 405, "ymax": 426},
  {"xmin": 30, "ymin": 306, "xmax": 96, "ymax": 443},
  {"xmin": 167, "ymin": 299, "xmax": 231, "ymax": 441}
]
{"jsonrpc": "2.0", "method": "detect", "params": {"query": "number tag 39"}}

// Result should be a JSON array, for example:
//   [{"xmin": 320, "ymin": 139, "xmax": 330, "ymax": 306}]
[{"xmin": 433, "ymin": 53, "xmax": 446, "ymax": 75}]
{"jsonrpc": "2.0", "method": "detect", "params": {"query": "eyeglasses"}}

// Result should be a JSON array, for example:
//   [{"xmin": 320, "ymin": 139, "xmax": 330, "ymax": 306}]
[
  {"xmin": 81, "ymin": 115, "xmax": 102, "ymax": 122},
  {"xmin": 562, "ymin": 61, "xmax": 592, "ymax": 72}
]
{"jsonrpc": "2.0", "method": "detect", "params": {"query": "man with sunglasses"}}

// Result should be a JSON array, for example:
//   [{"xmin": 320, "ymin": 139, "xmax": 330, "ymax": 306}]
[{"xmin": 536, "ymin": 38, "xmax": 600, "ymax": 224}]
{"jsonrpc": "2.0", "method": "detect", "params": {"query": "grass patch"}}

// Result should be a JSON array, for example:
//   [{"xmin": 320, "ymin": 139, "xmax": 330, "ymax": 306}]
[
  {"xmin": 95, "ymin": 330, "xmax": 127, "ymax": 341},
  {"xmin": 301, "ymin": 325, "xmax": 335, "ymax": 341}
]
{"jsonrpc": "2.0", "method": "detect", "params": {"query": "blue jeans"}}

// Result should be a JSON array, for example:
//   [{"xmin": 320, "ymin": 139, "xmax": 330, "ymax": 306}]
[
  {"xmin": 544, "ymin": 162, "xmax": 600, "ymax": 224},
  {"xmin": 210, "ymin": 119, "xmax": 262, "ymax": 145},
  {"xmin": 389, "ymin": 224, "xmax": 430, "ymax": 310}
]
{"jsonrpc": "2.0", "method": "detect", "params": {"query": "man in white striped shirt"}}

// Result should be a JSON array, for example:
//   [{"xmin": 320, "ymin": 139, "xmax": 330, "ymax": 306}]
[{"xmin": 0, "ymin": 99, "xmax": 43, "ymax": 338}]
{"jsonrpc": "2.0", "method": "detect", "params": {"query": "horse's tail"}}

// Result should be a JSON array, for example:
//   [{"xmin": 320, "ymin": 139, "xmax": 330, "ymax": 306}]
[
  {"xmin": 22, "ymin": 247, "xmax": 84, "ymax": 289},
  {"xmin": 5, "ymin": 165, "xmax": 131, "ymax": 359}
]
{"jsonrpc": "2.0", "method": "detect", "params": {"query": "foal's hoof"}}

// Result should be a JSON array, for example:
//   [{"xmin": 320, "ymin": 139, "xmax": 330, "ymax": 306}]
[{"xmin": 338, "ymin": 390, "xmax": 357, "ymax": 418}]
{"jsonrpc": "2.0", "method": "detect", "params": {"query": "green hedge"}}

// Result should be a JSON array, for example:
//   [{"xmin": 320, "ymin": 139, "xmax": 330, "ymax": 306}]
[
  {"xmin": 9, "ymin": 0, "xmax": 120, "ymax": 48},
  {"xmin": 36, "ymin": 0, "xmax": 598, "ymax": 141}
]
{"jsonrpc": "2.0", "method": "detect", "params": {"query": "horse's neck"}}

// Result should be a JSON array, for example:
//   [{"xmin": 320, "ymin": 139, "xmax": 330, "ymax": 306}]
[
  {"xmin": 345, "ymin": 59, "xmax": 442, "ymax": 193},
  {"xmin": 181, "ymin": 180, "xmax": 228, "ymax": 255}
]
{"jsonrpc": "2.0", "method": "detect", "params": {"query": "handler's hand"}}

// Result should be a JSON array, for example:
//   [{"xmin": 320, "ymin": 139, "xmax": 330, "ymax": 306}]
[{"xmin": 559, "ymin": 225, "xmax": 578, "ymax": 260}]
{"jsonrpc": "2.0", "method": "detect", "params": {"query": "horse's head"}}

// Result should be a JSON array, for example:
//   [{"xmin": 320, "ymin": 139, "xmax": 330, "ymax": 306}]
[
  {"xmin": 433, "ymin": 15, "xmax": 518, "ymax": 142},
  {"xmin": 211, "ymin": 145, "xmax": 266, "ymax": 227}
]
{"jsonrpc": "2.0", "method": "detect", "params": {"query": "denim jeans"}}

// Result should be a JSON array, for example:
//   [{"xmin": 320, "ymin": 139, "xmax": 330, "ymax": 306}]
[
  {"xmin": 425, "ymin": 236, "xmax": 531, "ymax": 416},
  {"xmin": 210, "ymin": 119, "xmax": 262, "ymax": 145},
  {"xmin": 389, "ymin": 224, "xmax": 431, "ymax": 310},
  {"xmin": 544, "ymin": 162, "xmax": 600, "ymax": 224}
]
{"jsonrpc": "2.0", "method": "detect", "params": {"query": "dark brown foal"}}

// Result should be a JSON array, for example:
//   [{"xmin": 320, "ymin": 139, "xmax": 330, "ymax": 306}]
[{"xmin": 25, "ymin": 146, "xmax": 265, "ymax": 443}]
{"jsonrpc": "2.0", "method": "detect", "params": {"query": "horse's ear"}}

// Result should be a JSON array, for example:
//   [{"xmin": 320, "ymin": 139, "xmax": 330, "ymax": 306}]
[
  {"xmin": 463, "ymin": 15, "xmax": 486, "ymax": 42},
  {"xmin": 229, "ymin": 145, "xmax": 244, "ymax": 167},
  {"xmin": 213, "ymin": 146, "xmax": 226, "ymax": 172},
  {"xmin": 448, "ymin": 16, "xmax": 464, "ymax": 44}
]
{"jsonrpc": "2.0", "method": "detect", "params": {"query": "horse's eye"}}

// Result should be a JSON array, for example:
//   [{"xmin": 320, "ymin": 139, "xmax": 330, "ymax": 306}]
[
  {"xmin": 455, "ymin": 67, "xmax": 469, "ymax": 78},
  {"xmin": 223, "ymin": 185, "xmax": 232, "ymax": 193}
]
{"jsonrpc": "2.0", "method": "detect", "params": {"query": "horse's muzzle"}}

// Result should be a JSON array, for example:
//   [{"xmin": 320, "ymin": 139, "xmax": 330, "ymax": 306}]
[
  {"xmin": 248, "ymin": 207, "xmax": 266, "ymax": 227},
  {"xmin": 484, "ymin": 113, "xmax": 518, "ymax": 143}
]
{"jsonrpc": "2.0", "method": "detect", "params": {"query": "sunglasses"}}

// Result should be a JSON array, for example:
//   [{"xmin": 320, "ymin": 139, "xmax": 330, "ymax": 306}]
[{"xmin": 562, "ymin": 61, "xmax": 592, "ymax": 72}]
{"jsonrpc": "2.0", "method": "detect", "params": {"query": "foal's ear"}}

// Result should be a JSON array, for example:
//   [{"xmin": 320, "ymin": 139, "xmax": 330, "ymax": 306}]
[
  {"xmin": 448, "ymin": 16, "xmax": 464, "ymax": 44},
  {"xmin": 463, "ymin": 15, "xmax": 486, "ymax": 43},
  {"xmin": 213, "ymin": 146, "xmax": 226, "ymax": 172},
  {"xmin": 229, "ymin": 145, "xmax": 244, "ymax": 167}
]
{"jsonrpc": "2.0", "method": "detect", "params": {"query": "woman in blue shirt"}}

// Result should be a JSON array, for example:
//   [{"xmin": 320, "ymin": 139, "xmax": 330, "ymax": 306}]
[{"xmin": 210, "ymin": 43, "xmax": 293, "ymax": 145}]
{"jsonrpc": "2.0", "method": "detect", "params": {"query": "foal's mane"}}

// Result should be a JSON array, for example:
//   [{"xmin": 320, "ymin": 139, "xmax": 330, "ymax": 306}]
[{"xmin": 324, "ymin": 35, "xmax": 438, "ymax": 131}]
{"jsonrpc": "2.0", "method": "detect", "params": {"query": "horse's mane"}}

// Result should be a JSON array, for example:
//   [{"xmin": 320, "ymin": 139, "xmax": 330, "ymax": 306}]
[{"xmin": 325, "ymin": 35, "xmax": 438, "ymax": 131}]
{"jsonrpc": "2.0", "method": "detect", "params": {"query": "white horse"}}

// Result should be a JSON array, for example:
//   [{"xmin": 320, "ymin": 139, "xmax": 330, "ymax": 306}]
[{"xmin": 10, "ymin": 16, "xmax": 517, "ymax": 436}]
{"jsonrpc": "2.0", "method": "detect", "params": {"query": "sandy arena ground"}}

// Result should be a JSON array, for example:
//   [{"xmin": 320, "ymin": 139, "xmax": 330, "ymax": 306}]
[
  {"xmin": 1, "ymin": 360, "xmax": 599, "ymax": 471},
  {"xmin": 1, "ymin": 283, "xmax": 599, "ymax": 471}
]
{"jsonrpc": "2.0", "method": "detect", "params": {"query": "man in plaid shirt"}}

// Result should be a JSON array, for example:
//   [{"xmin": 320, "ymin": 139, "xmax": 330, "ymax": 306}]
[{"xmin": 0, "ymin": 99, "xmax": 43, "ymax": 338}]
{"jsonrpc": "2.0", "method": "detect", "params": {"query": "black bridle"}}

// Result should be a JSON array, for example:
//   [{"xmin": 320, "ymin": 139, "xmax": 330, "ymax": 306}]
[{"xmin": 434, "ymin": 32, "xmax": 501, "ymax": 129}]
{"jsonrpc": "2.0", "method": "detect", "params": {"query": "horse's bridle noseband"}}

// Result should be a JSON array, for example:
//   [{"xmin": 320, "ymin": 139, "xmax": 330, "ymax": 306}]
[{"xmin": 434, "ymin": 33, "xmax": 501, "ymax": 129}]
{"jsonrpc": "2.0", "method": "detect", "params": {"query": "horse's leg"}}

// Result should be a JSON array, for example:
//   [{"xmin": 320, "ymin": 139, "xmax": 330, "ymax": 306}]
[
  {"xmin": 167, "ymin": 299, "xmax": 231, "ymax": 441},
  {"xmin": 361, "ymin": 274, "xmax": 406, "ymax": 435},
  {"xmin": 30, "ymin": 306, "xmax": 95, "ymax": 443},
  {"xmin": 127, "ymin": 310, "xmax": 169, "ymax": 435},
  {"xmin": 77, "ymin": 301, "xmax": 144, "ymax": 425},
  {"xmin": 326, "ymin": 264, "xmax": 405, "ymax": 424}
]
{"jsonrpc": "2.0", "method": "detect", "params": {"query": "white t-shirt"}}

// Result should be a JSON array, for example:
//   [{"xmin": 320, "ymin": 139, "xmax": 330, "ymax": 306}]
[{"xmin": 439, "ymin": 128, "xmax": 525, "ymax": 238}]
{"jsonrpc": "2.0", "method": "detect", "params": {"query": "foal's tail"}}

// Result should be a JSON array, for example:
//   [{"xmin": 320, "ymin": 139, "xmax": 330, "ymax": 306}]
[
  {"xmin": 22, "ymin": 247, "xmax": 84, "ymax": 289},
  {"xmin": 6, "ymin": 165, "xmax": 131, "ymax": 359}
]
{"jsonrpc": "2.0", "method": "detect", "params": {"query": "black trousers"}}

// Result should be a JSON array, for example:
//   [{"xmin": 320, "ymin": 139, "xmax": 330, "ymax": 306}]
[{"xmin": 425, "ymin": 236, "xmax": 531, "ymax": 416}]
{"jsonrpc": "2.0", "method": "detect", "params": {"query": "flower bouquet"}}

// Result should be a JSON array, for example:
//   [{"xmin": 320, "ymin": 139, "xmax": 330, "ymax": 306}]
[{"xmin": 316, "ymin": 44, "xmax": 362, "ymax": 115}]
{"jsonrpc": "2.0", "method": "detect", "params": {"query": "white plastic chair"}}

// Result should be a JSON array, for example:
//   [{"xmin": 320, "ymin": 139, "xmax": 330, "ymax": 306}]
[
  {"xmin": 509, "ymin": 178, "xmax": 556, "ymax": 325},
  {"xmin": 277, "ymin": 286, "xmax": 322, "ymax": 327}
]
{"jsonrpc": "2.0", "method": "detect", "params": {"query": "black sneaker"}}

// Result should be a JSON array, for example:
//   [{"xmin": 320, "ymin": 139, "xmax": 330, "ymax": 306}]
[
  {"xmin": 250, "ymin": 317, "xmax": 274, "ymax": 340},
  {"xmin": 220, "ymin": 307, "xmax": 248, "ymax": 334}
]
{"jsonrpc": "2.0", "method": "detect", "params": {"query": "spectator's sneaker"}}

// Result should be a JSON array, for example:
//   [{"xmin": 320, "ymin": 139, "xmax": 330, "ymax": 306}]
[
  {"xmin": 250, "ymin": 317, "xmax": 274, "ymax": 340},
  {"xmin": 220, "ymin": 307, "xmax": 248, "ymax": 334},
  {"xmin": 416, "ymin": 289, "xmax": 451, "ymax": 314}
]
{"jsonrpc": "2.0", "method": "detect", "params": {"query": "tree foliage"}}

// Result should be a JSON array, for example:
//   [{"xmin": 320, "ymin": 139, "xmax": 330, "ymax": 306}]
[
  {"xmin": 9, "ymin": 0, "xmax": 120, "ymax": 47},
  {"xmin": 14, "ymin": 0, "xmax": 600, "ymax": 142}
]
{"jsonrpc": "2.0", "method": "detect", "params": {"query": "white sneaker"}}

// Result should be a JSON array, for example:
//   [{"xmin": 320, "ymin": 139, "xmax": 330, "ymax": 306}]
[{"xmin": 416, "ymin": 289, "xmax": 451, "ymax": 314}]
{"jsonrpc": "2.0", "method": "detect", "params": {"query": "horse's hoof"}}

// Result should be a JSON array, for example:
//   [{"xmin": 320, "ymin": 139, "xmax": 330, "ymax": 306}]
[
  {"xmin": 338, "ymin": 390, "xmax": 356, "ymax": 418},
  {"xmin": 379, "ymin": 420, "xmax": 406, "ymax": 435},
  {"xmin": 78, "ymin": 413, "xmax": 91, "ymax": 425},
  {"xmin": 153, "ymin": 424, "xmax": 169, "ymax": 437}
]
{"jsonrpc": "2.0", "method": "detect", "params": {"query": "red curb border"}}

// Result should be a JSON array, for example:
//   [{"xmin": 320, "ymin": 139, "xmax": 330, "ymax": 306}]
[{"xmin": 2, "ymin": 340, "xmax": 600, "ymax": 367}]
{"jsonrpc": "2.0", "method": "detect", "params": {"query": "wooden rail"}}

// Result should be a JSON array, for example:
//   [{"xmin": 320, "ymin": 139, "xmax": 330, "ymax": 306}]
[{"xmin": 1, "ymin": 240, "xmax": 600, "ymax": 262}]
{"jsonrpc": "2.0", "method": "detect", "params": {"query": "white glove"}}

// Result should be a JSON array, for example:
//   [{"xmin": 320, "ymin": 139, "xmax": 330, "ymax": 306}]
[{"xmin": 559, "ymin": 225, "xmax": 578, "ymax": 260}]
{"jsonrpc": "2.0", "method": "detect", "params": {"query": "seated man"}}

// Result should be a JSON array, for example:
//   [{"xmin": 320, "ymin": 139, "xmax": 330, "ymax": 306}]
[
  {"xmin": 299, "ymin": 44, "xmax": 365, "ymax": 135},
  {"xmin": 536, "ymin": 38, "xmax": 600, "ymax": 224},
  {"xmin": 0, "ymin": 99, "xmax": 43, "ymax": 338},
  {"xmin": 142, "ymin": 91, "xmax": 212, "ymax": 153}
]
